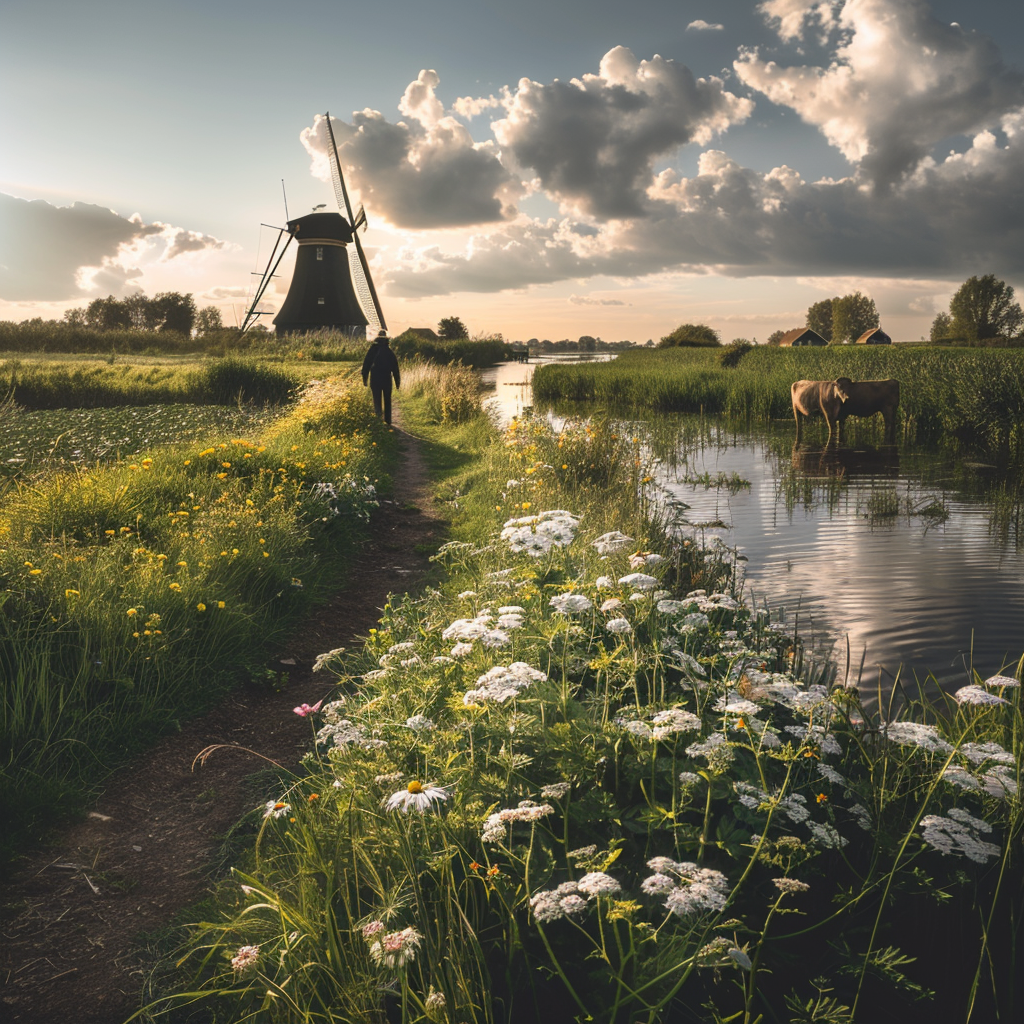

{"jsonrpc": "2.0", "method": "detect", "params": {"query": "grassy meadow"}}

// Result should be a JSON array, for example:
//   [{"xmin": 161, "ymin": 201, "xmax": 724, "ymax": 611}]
[
  {"xmin": 0, "ymin": 370, "xmax": 396, "ymax": 863},
  {"xmin": 141, "ymin": 376, "xmax": 1023, "ymax": 1024},
  {"xmin": 533, "ymin": 346, "xmax": 1024, "ymax": 453}
]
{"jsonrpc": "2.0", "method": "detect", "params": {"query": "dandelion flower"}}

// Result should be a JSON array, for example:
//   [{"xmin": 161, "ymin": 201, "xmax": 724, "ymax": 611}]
[{"xmin": 384, "ymin": 781, "xmax": 449, "ymax": 813}]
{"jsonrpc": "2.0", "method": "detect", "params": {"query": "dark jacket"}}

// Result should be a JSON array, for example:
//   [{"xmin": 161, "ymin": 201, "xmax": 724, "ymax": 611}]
[{"xmin": 361, "ymin": 340, "xmax": 400, "ymax": 391}]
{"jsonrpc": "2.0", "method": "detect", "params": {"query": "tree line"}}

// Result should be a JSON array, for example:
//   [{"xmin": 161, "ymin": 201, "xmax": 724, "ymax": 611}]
[{"xmin": 57, "ymin": 292, "xmax": 223, "ymax": 336}]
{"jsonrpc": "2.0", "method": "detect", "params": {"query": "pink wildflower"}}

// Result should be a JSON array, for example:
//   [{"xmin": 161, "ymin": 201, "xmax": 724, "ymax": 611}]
[{"xmin": 293, "ymin": 700, "xmax": 324, "ymax": 717}]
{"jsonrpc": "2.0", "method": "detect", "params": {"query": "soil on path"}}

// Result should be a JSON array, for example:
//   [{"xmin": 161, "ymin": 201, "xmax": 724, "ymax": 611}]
[{"xmin": 0, "ymin": 412, "xmax": 443, "ymax": 1024}]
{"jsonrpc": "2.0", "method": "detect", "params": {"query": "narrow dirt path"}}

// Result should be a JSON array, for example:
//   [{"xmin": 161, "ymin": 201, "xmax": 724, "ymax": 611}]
[{"xmin": 0, "ymin": 412, "xmax": 442, "ymax": 1024}]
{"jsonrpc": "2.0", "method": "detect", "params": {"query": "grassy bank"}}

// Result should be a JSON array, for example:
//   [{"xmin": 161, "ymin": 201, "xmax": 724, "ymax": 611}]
[
  {"xmin": 0, "ymin": 356, "xmax": 307, "ymax": 410},
  {"xmin": 0, "ymin": 322, "xmax": 510, "ymax": 368},
  {"xmin": 0, "ymin": 374, "xmax": 395, "ymax": 864},
  {"xmin": 144, "ymin": 378, "xmax": 1023, "ymax": 1023},
  {"xmin": 534, "ymin": 346, "xmax": 1024, "ymax": 452}
]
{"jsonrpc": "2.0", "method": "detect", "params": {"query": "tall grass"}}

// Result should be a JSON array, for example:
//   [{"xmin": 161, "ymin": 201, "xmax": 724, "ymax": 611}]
[
  {"xmin": 146, "ymin": 393, "xmax": 1023, "ymax": 1023},
  {"xmin": 534, "ymin": 347, "xmax": 1024, "ymax": 452},
  {"xmin": 0, "ymin": 357, "xmax": 301, "ymax": 410},
  {"xmin": 402, "ymin": 359, "xmax": 482, "ymax": 424},
  {"xmin": 0, "ymin": 375, "xmax": 395, "ymax": 865}
]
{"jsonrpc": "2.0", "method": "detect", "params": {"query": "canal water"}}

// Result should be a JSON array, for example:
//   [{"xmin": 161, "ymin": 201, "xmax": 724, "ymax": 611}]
[{"xmin": 480, "ymin": 357, "xmax": 1024, "ymax": 692}]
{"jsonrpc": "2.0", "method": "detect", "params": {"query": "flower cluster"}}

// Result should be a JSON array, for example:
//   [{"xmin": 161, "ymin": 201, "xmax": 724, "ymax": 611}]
[
  {"xmin": 464, "ymin": 662, "xmax": 547, "ymax": 705},
  {"xmin": 920, "ymin": 807, "xmax": 1000, "ymax": 863},
  {"xmin": 366, "ymin": 925, "xmax": 423, "ymax": 969},
  {"xmin": 502, "ymin": 510, "xmax": 579, "ymax": 557},
  {"xmin": 641, "ymin": 858, "xmax": 730, "ymax": 917},
  {"xmin": 481, "ymin": 800, "xmax": 555, "ymax": 842}
]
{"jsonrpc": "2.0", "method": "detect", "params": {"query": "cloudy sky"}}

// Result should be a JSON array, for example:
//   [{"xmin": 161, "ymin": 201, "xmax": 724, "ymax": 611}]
[{"xmin": 2, "ymin": 0, "xmax": 1022, "ymax": 342}]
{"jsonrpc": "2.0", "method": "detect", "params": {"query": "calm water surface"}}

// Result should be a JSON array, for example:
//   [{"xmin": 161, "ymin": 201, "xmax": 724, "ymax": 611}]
[{"xmin": 481, "ymin": 358, "xmax": 1024, "ymax": 691}]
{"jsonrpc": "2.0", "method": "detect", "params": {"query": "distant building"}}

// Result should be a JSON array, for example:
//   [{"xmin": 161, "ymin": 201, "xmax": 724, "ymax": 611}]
[
  {"xmin": 854, "ymin": 327, "xmax": 892, "ymax": 345},
  {"xmin": 778, "ymin": 328, "xmax": 829, "ymax": 347},
  {"xmin": 404, "ymin": 327, "xmax": 440, "ymax": 341}
]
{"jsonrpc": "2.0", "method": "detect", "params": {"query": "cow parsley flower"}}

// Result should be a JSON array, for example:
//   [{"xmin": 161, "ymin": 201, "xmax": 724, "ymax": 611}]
[
  {"xmin": 656, "ymin": 599, "xmax": 686, "ymax": 615},
  {"xmin": 981, "ymin": 766, "xmax": 1018, "ymax": 798},
  {"xmin": 772, "ymin": 877, "xmax": 810, "ymax": 894},
  {"xmin": 942, "ymin": 765, "xmax": 981, "ymax": 790},
  {"xmin": 576, "ymin": 872, "xmax": 622, "ymax": 897},
  {"xmin": 618, "ymin": 572, "xmax": 658, "ymax": 591},
  {"xmin": 595, "ymin": 575, "xmax": 614, "ymax": 589},
  {"xmin": 959, "ymin": 741, "xmax": 1015, "ymax": 765},
  {"xmin": 540, "ymin": 782, "xmax": 571, "ymax": 799},
  {"xmin": 641, "ymin": 873, "xmax": 677, "ymax": 896},
  {"xmin": 650, "ymin": 707, "xmax": 702, "ymax": 739},
  {"xmin": 600, "ymin": 598, "xmax": 623, "ymax": 613},
  {"xmin": 549, "ymin": 593, "xmax": 594, "ymax": 615},
  {"xmin": 405, "ymin": 715, "xmax": 435, "ymax": 732},
  {"xmin": 664, "ymin": 872, "xmax": 730, "ymax": 917},
  {"xmin": 368, "ymin": 926, "xmax": 422, "ymax": 968},
  {"xmin": 817, "ymin": 763, "xmax": 847, "ymax": 786},
  {"xmin": 955, "ymin": 685, "xmax": 1009, "ymax": 707},
  {"xmin": 920, "ymin": 808, "xmax": 1000, "ymax": 863},
  {"xmin": 629, "ymin": 551, "xmax": 667, "ymax": 569},
  {"xmin": 882, "ymin": 721, "xmax": 952, "ymax": 754},
  {"xmin": 464, "ymin": 662, "xmax": 547, "ymax": 704},
  {"xmin": 312, "ymin": 647, "xmax": 345, "ymax": 673},
  {"xmin": 606, "ymin": 617, "xmax": 632, "ymax": 635},
  {"xmin": 450, "ymin": 641, "xmax": 473, "ymax": 658},
  {"xmin": 481, "ymin": 800, "xmax": 555, "ymax": 842},
  {"xmin": 681, "ymin": 612, "xmax": 710, "ymax": 629},
  {"xmin": 806, "ymin": 821, "xmax": 848, "ymax": 849},
  {"xmin": 593, "ymin": 531, "xmax": 633, "ymax": 554},
  {"xmin": 983, "ymin": 674, "xmax": 1020, "ymax": 688}
]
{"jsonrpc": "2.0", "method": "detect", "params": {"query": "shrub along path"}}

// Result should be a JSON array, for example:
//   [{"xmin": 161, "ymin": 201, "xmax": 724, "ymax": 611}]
[{"xmin": 0, "ymin": 410, "xmax": 443, "ymax": 1024}]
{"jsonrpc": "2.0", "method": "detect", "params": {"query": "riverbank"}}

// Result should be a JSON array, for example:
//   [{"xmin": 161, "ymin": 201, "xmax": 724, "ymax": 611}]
[
  {"xmin": 144, "ymin": 383, "xmax": 1022, "ymax": 1024},
  {"xmin": 533, "ymin": 346, "xmax": 1024, "ymax": 452}
]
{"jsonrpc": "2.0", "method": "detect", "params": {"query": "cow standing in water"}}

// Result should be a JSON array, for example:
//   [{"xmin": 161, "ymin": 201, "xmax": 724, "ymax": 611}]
[
  {"xmin": 791, "ymin": 377, "xmax": 900, "ymax": 444},
  {"xmin": 362, "ymin": 331, "xmax": 401, "ymax": 425}
]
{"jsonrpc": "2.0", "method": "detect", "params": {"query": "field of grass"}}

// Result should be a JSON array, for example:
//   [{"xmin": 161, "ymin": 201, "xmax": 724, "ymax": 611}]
[
  {"xmin": 143, "ymin": 384, "xmax": 1023, "ymax": 1024},
  {"xmin": 0, "ymin": 374, "xmax": 396, "ymax": 864},
  {"xmin": 0, "ymin": 321, "xmax": 510, "ymax": 368},
  {"xmin": 533, "ymin": 346, "xmax": 1024, "ymax": 453}
]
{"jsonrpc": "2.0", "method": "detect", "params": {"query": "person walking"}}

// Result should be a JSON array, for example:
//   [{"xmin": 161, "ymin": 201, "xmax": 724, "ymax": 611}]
[{"xmin": 361, "ymin": 330, "xmax": 400, "ymax": 424}]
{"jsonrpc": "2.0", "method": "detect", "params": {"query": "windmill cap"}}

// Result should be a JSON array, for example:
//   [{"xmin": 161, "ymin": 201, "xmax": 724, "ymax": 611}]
[{"xmin": 377, "ymin": 330, "xmax": 388, "ymax": 338}]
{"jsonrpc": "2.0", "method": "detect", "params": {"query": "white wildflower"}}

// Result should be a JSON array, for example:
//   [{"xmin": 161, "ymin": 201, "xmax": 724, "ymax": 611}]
[
  {"xmin": 464, "ymin": 662, "xmax": 547, "ymax": 704},
  {"xmin": 817, "ymin": 763, "xmax": 847, "ymax": 786},
  {"xmin": 481, "ymin": 800, "xmax": 555, "ymax": 842},
  {"xmin": 450, "ymin": 642, "xmax": 473, "ymax": 658},
  {"xmin": 540, "ymin": 782, "xmax": 571, "ymax": 800},
  {"xmin": 981, "ymin": 766, "xmax": 1018, "ymax": 798},
  {"xmin": 955, "ymin": 685, "xmax": 1009, "ymax": 707},
  {"xmin": 641, "ymin": 873, "xmax": 677, "ymax": 896},
  {"xmin": 883, "ymin": 722, "xmax": 953, "ymax": 754},
  {"xmin": 650, "ymin": 707, "xmax": 702, "ymax": 739},
  {"xmin": 921, "ymin": 809, "xmax": 1000, "ymax": 863},
  {"xmin": 618, "ymin": 572, "xmax": 658, "ymax": 591},
  {"xmin": 576, "ymin": 872, "xmax": 622, "ymax": 897},
  {"xmin": 983, "ymin": 674, "xmax": 1020, "ymax": 688},
  {"xmin": 657, "ymin": 599, "xmax": 686, "ymax": 615},
  {"xmin": 959, "ymin": 741, "xmax": 1015, "ymax": 765},
  {"xmin": 942, "ymin": 766, "xmax": 981, "ymax": 790},
  {"xmin": 405, "ymin": 714, "xmax": 435, "ymax": 732},
  {"xmin": 595, "ymin": 575, "xmax": 614, "ymax": 589},
  {"xmin": 312, "ymin": 647, "xmax": 345, "ymax": 673},
  {"xmin": 368, "ymin": 926, "xmax": 422, "ymax": 968},
  {"xmin": 682, "ymin": 612, "xmax": 710, "ymax": 629},
  {"xmin": 231, "ymin": 944, "xmax": 261, "ymax": 973},
  {"xmin": 384, "ymin": 781, "xmax": 449, "ymax": 813},
  {"xmin": 678, "ymin": 771, "xmax": 704, "ymax": 787},
  {"xmin": 847, "ymin": 803, "xmax": 872, "ymax": 831},
  {"xmin": 600, "ymin": 598, "xmax": 624, "ymax": 613},
  {"xmin": 481, "ymin": 628, "xmax": 511, "ymax": 648},
  {"xmin": 772, "ymin": 877, "xmax": 810, "ymax": 894},
  {"xmin": 388, "ymin": 641, "xmax": 417, "ymax": 655},
  {"xmin": 431, "ymin": 655, "xmax": 455, "ymax": 665},
  {"xmin": 606, "ymin": 617, "xmax": 632, "ymax": 635},
  {"xmin": 559, "ymin": 894, "xmax": 589, "ymax": 916},
  {"xmin": 457, "ymin": 590, "xmax": 477, "ymax": 600},
  {"xmin": 263, "ymin": 800, "xmax": 290, "ymax": 819},
  {"xmin": 629, "ymin": 552, "xmax": 667, "ymax": 569},
  {"xmin": 496, "ymin": 613, "xmax": 525, "ymax": 629}
]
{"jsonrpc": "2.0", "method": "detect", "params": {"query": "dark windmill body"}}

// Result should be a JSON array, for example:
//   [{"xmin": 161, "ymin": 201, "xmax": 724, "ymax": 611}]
[
  {"xmin": 242, "ymin": 114, "xmax": 387, "ymax": 339},
  {"xmin": 272, "ymin": 212, "xmax": 367, "ymax": 336}
]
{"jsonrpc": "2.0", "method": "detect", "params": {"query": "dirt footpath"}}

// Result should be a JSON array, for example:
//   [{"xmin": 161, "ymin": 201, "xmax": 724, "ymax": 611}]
[{"xmin": 0, "ymin": 414, "xmax": 442, "ymax": 1024}]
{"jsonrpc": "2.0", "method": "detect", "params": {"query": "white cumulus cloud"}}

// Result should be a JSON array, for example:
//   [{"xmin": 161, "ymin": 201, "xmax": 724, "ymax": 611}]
[
  {"xmin": 492, "ymin": 46, "xmax": 754, "ymax": 219},
  {"xmin": 737, "ymin": 0, "xmax": 1024, "ymax": 186},
  {"xmin": 687, "ymin": 20, "xmax": 724, "ymax": 32}
]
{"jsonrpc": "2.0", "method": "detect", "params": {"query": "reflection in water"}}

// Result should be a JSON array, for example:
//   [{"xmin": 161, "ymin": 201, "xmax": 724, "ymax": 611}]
[
  {"xmin": 483, "ymin": 363, "xmax": 1023, "ymax": 693},
  {"xmin": 646, "ymin": 419, "xmax": 1024, "ymax": 694},
  {"xmin": 789, "ymin": 443, "xmax": 900, "ymax": 480}
]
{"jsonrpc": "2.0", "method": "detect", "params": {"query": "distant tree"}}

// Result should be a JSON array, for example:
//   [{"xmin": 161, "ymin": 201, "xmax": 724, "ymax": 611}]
[
  {"xmin": 766, "ymin": 328, "xmax": 792, "ymax": 346},
  {"xmin": 62, "ymin": 307, "xmax": 88, "ymax": 327},
  {"xmin": 658, "ymin": 323, "xmax": 721, "ymax": 348},
  {"xmin": 831, "ymin": 292, "xmax": 878, "ymax": 344},
  {"xmin": 151, "ymin": 292, "xmax": 197, "ymax": 334},
  {"xmin": 930, "ymin": 311, "xmax": 954, "ymax": 342},
  {"xmin": 806, "ymin": 298, "xmax": 837, "ymax": 342},
  {"xmin": 196, "ymin": 306, "xmax": 224, "ymax": 335},
  {"xmin": 949, "ymin": 275, "xmax": 1023, "ymax": 343},
  {"xmin": 86, "ymin": 295, "xmax": 132, "ymax": 331},
  {"xmin": 578, "ymin": 334, "xmax": 597, "ymax": 352},
  {"xmin": 437, "ymin": 316, "xmax": 469, "ymax": 340}
]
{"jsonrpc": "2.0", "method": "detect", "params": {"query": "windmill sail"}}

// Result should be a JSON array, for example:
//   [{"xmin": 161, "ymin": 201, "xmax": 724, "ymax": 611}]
[{"xmin": 324, "ymin": 112, "xmax": 388, "ymax": 333}]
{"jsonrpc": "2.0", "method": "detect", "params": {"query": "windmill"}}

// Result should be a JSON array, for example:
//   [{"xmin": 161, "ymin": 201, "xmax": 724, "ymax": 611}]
[{"xmin": 241, "ymin": 113, "xmax": 387, "ymax": 337}]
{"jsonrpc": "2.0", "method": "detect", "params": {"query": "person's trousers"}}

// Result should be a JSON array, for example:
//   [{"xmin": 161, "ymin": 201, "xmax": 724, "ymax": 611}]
[{"xmin": 371, "ymin": 386, "xmax": 392, "ymax": 424}]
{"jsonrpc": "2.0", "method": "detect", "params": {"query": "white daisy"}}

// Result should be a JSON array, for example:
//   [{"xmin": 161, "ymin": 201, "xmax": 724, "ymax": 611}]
[{"xmin": 383, "ymin": 781, "xmax": 449, "ymax": 813}]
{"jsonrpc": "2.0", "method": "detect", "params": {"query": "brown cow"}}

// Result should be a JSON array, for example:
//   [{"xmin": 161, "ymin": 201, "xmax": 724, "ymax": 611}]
[{"xmin": 791, "ymin": 377, "xmax": 900, "ymax": 443}]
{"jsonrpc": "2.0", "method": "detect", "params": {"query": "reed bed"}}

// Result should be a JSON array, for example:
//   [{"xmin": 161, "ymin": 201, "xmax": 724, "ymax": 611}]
[
  {"xmin": 0, "ymin": 375, "xmax": 394, "ymax": 862},
  {"xmin": 147, "ymin": 399, "xmax": 1023, "ymax": 1024},
  {"xmin": 534, "ymin": 347, "xmax": 1024, "ymax": 453}
]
